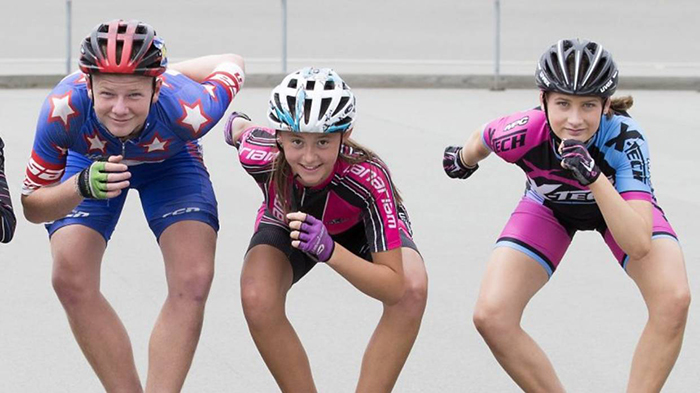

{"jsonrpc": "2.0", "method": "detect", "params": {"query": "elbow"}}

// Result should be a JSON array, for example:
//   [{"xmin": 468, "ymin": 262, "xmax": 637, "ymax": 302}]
[
  {"xmin": 223, "ymin": 54, "xmax": 245, "ymax": 71},
  {"xmin": 23, "ymin": 210, "xmax": 44, "ymax": 224},
  {"xmin": 21, "ymin": 198, "xmax": 44, "ymax": 224}
]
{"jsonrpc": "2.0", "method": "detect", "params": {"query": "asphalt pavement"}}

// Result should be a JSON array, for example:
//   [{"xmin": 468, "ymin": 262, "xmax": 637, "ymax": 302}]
[{"xmin": 0, "ymin": 87, "xmax": 698, "ymax": 392}]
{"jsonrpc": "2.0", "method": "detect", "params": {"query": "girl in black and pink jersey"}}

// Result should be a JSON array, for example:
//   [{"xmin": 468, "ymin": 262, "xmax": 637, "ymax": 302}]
[
  {"xmin": 225, "ymin": 67, "xmax": 427, "ymax": 392},
  {"xmin": 0, "ymin": 137, "xmax": 16, "ymax": 243},
  {"xmin": 444, "ymin": 39, "xmax": 689, "ymax": 391}
]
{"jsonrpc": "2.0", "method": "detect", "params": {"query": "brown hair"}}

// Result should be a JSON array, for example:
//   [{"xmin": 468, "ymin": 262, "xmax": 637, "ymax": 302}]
[
  {"xmin": 606, "ymin": 95, "xmax": 634, "ymax": 118},
  {"xmin": 271, "ymin": 136, "xmax": 403, "ymax": 215}
]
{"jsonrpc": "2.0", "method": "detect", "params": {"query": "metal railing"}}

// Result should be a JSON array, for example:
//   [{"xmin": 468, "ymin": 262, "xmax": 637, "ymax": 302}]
[{"xmin": 62, "ymin": 0, "xmax": 505, "ymax": 89}]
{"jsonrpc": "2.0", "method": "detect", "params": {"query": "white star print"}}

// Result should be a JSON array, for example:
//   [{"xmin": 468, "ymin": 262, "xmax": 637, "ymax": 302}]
[
  {"xmin": 204, "ymin": 84, "xmax": 217, "ymax": 98},
  {"xmin": 86, "ymin": 134, "xmax": 107, "ymax": 153},
  {"xmin": 144, "ymin": 135, "xmax": 168, "ymax": 152},
  {"xmin": 180, "ymin": 102, "xmax": 210, "ymax": 135},
  {"xmin": 50, "ymin": 93, "xmax": 76, "ymax": 128}
]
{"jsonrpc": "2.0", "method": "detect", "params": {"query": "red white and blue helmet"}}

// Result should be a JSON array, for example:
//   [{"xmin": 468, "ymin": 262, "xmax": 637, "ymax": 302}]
[
  {"xmin": 79, "ymin": 19, "xmax": 167, "ymax": 77},
  {"xmin": 268, "ymin": 67, "xmax": 356, "ymax": 133}
]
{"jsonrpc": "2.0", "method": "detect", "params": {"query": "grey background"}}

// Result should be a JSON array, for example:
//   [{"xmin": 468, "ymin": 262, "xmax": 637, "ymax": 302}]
[
  {"xmin": 2, "ymin": 1, "xmax": 698, "ymax": 76},
  {"xmin": 1, "ymin": 1, "xmax": 699, "ymax": 392}
]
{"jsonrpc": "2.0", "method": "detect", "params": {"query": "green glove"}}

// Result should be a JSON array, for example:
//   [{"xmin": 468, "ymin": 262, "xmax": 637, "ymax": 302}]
[{"xmin": 77, "ymin": 161, "xmax": 109, "ymax": 199}]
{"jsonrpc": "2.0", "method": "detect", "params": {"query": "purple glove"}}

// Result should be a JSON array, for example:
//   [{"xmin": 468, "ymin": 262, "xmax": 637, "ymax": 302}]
[
  {"xmin": 294, "ymin": 214, "xmax": 335, "ymax": 262},
  {"xmin": 443, "ymin": 145, "xmax": 479, "ymax": 179},
  {"xmin": 224, "ymin": 111, "xmax": 251, "ymax": 146},
  {"xmin": 559, "ymin": 139, "xmax": 601, "ymax": 186}
]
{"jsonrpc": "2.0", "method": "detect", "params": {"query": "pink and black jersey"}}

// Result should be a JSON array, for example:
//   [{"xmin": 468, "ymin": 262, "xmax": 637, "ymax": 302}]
[
  {"xmin": 235, "ymin": 127, "xmax": 412, "ymax": 254},
  {"xmin": 23, "ymin": 66, "xmax": 243, "ymax": 195},
  {"xmin": 482, "ymin": 108, "xmax": 655, "ymax": 231}
]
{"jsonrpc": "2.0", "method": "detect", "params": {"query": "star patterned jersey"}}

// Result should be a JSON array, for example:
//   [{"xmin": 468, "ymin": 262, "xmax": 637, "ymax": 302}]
[{"xmin": 23, "ymin": 66, "xmax": 243, "ymax": 195}]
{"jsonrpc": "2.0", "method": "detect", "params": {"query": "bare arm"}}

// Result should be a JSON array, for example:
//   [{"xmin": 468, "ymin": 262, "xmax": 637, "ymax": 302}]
[
  {"xmin": 168, "ymin": 54, "xmax": 245, "ymax": 83},
  {"xmin": 588, "ymin": 176, "xmax": 652, "ymax": 259},
  {"xmin": 287, "ymin": 211, "xmax": 405, "ymax": 305},
  {"xmin": 21, "ymin": 174, "xmax": 84, "ymax": 223},
  {"xmin": 326, "ymin": 246, "xmax": 405, "ymax": 305},
  {"xmin": 22, "ymin": 155, "xmax": 130, "ymax": 223},
  {"xmin": 460, "ymin": 128, "xmax": 492, "ymax": 166},
  {"xmin": 226, "ymin": 114, "xmax": 254, "ymax": 146}
]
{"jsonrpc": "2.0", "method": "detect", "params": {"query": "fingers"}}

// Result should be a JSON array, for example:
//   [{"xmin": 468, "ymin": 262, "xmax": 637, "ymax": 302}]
[
  {"xmin": 289, "ymin": 230, "xmax": 311, "ymax": 242},
  {"xmin": 288, "ymin": 220, "xmax": 303, "ymax": 231},
  {"xmin": 291, "ymin": 240, "xmax": 301, "ymax": 248},
  {"xmin": 107, "ymin": 155, "xmax": 124, "ymax": 163},
  {"xmin": 103, "ymin": 162, "xmax": 129, "ymax": 173},
  {"xmin": 106, "ymin": 179, "xmax": 130, "ymax": 191},
  {"xmin": 286, "ymin": 211, "xmax": 307, "ymax": 222},
  {"xmin": 106, "ymin": 171, "xmax": 131, "ymax": 183}
]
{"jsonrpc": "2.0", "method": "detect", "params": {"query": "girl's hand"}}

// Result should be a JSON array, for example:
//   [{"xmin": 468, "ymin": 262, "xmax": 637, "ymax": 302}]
[{"xmin": 287, "ymin": 212, "xmax": 335, "ymax": 262}]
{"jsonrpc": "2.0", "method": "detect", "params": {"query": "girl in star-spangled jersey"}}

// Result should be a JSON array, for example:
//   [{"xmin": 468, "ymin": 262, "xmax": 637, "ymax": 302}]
[{"xmin": 21, "ymin": 19, "xmax": 245, "ymax": 392}]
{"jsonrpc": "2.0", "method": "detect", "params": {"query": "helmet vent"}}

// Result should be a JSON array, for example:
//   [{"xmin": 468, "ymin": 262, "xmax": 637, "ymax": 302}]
[
  {"xmin": 324, "ymin": 80, "xmax": 336, "ymax": 90},
  {"xmin": 306, "ymin": 81, "xmax": 315, "ymax": 90},
  {"xmin": 303, "ymin": 99, "xmax": 312, "ymax": 123},
  {"xmin": 319, "ymin": 98, "xmax": 332, "ymax": 120},
  {"xmin": 332, "ymin": 96, "xmax": 349, "ymax": 117},
  {"xmin": 285, "ymin": 96, "xmax": 296, "ymax": 119},
  {"xmin": 549, "ymin": 53, "xmax": 566, "ymax": 83},
  {"xmin": 287, "ymin": 79, "xmax": 297, "ymax": 89}
]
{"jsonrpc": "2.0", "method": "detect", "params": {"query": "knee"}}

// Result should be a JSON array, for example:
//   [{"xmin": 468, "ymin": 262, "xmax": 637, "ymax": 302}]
[
  {"xmin": 169, "ymin": 264, "xmax": 214, "ymax": 303},
  {"xmin": 51, "ymin": 257, "xmax": 97, "ymax": 307},
  {"xmin": 240, "ymin": 280, "xmax": 284, "ymax": 330},
  {"xmin": 387, "ymin": 271, "xmax": 428, "ymax": 322},
  {"xmin": 651, "ymin": 289, "xmax": 691, "ymax": 333},
  {"xmin": 473, "ymin": 301, "xmax": 517, "ymax": 342}
]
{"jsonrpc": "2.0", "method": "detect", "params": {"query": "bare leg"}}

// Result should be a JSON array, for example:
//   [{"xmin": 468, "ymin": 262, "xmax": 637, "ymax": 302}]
[
  {"xmin": 473, "ymin": 247, "xmax": 565, "ymax": 393},
  {"xmin": 356, "ymin": 248, "xmax": 428, "ymax": 393},
  {"xmin": 145, "ymin": 221, "xmax": 216, "ymax": 392},
  {"xmin": 51, "ymin": 225, "xmax": 142, "ymax": 393},
  {"xmin": 240, "ymin": 245, "xmax": 317, "ymax": 393},
  {"xmin": 626, "ymin": 238, "xmax": 690, "ymax": 393}
]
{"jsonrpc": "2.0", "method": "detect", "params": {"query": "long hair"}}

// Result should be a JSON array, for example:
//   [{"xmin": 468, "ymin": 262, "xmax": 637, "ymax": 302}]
[{"xmin": 271, "ymin": 135, "xmax": 403, "ymax": 216}]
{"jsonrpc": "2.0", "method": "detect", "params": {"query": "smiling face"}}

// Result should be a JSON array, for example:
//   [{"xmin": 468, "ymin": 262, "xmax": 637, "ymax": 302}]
[
  {"xmin": 542, "ymin": 92, "xmax": 610, "ymax": 142},
  {"xmin": 278, "ymin": 131, "xmax": 345, "ymax": 187},
  {"xmin": 88, "ymin": 73, "xmax": 161, "ymax": 138}
]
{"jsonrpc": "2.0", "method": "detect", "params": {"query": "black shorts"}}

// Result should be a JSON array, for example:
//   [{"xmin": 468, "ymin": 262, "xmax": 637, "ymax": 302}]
[{"xmin": 247, "ymin": 222, "xmax": 419, "ymax": 284}]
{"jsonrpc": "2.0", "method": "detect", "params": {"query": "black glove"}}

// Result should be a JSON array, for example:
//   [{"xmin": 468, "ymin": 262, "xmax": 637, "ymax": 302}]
[
  {"xmin": 559, "ymin": 139, "xmax": 601, "ymax": 186},
  {"xmin": 443, "ymin": 145, "xmax": 479, "ymax": 179}
]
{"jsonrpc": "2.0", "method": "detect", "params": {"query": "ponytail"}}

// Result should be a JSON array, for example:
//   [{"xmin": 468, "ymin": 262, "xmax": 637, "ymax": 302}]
[{"xmin": 606, "ymin": 95, "xmax": 634, "ymax": 118}]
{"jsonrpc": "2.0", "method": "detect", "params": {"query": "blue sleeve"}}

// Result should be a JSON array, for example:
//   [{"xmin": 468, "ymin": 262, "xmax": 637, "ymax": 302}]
[
  {"xmin": 601, "ymin": 116, "xmax": 653, "ymax": 195},
  {"xmin": 155, "ymin": 71, "xmax": 235, "ymax": 141},
  {"xmin": 24, "ymin": 76, "xmax": 88, "ymax": 194}
]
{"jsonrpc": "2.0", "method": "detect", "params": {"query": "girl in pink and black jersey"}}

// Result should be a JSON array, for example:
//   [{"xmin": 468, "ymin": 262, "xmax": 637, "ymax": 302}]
[
  {"xmin": 225, "ymin": 67, "xmax": 427, "ymax": 392},
  {"xmin": 444, "ymin": 39, "xmax": 689, "ymax": 392}
]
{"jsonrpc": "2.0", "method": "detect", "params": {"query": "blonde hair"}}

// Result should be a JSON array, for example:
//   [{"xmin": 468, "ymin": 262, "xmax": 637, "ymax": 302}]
[
  {"xmin": 606, "ymin": 95, "xmax": 634, "ymax": 118},
  {"xmin": 271, "ymin": 136, "xmax": 403, "ymax": 215}
]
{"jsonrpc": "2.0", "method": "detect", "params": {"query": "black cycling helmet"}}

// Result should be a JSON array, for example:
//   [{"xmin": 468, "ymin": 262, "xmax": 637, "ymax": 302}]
[
  {"xmin": 535, "ymin": 38, "xmax": 618, "ymax": 98},
  {"xmin": 79, "ymin": 19, "xmax": 167, "ymax": 77}
]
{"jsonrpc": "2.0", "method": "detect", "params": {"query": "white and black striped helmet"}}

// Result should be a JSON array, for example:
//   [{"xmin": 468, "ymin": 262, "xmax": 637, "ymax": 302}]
[
  {"xmin": 535, "ymin": 39, "xmax": 618, "ymax": 98},
  {"xmin": 268, "ymin": 67, "xmax": 356, "ymax": 133}
]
